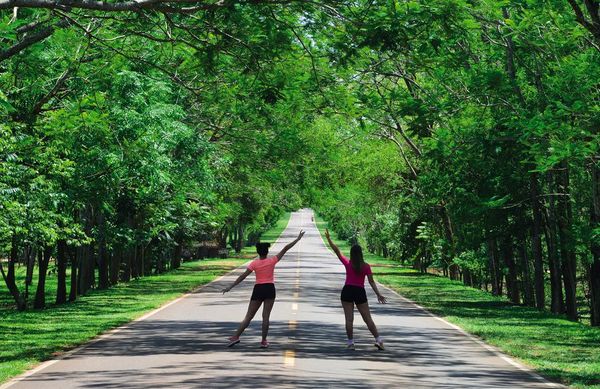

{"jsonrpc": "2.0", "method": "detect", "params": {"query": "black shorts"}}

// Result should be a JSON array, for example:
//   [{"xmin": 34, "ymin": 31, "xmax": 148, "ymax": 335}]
[
  {"xmin": 340, "ymin": 285, "xmax": 368, "ymax": 305},
  {"xmin": 251, "ymin": 283, "xmax": 276, "ymax": 301}
]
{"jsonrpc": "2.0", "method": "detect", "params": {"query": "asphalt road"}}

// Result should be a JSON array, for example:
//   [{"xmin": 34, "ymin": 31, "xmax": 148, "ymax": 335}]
[{"xmin": 3, "ymin": 209, "xmax": 559, "ymax": 388}]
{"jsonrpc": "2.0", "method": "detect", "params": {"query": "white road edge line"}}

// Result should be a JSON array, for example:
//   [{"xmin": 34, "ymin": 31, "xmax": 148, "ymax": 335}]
[
  {"xmin": 378, "ymin": 283, "xmax": 562, "ymax": 388},
  {"xmin": 311, "ymin": 211, "xmax": 562, "ymax": 389},
  {"xmin": 1, "ymin": 213, "xmax": 296, "ymax": 389}
]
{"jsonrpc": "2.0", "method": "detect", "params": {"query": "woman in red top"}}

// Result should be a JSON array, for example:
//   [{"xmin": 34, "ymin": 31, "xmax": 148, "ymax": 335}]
[
  {"xmin": 325, "ymin": 229, "xmax": 386, "ymax": 350},
  {"xmin": 222, "ymin": 230, "xmax": 305, "ymax": 348}
]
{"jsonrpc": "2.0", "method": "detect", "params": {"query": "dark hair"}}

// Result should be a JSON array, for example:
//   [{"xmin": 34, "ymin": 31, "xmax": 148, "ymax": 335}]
[
  {"xmin": 350, "ymin": 244, "xmax": 365, "ymax": 274},
  {"xmin": 256, "ymin": 242, "xmax": 271, "ymax": 257}
]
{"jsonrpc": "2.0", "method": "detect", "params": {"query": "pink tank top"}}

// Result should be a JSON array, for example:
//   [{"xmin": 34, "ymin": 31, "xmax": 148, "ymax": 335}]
[{"xmin": 247, "ymin": 256, "xmax": 278, "ymax": 284}]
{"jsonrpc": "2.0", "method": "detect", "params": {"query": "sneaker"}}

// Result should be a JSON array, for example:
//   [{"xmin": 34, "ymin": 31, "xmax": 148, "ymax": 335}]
[
  {"xmin": 374, "ymin": 341, "xmax": 384, "ymax": 350},
  {"xmin": 346, "ymin": 343, "xmax": 355, "ymax": 350},
  {"xmin": 227, "ymin": 336, "xmax": 240, "ymax": 347},
  {"xmin": 260, "ymin": 340, "xmax": 269, "ymax": 348}
]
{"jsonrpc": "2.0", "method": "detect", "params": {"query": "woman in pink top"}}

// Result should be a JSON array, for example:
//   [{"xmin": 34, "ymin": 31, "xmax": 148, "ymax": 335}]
[
  {"xmin": 222, "ymin": 230, "xmax": 305, "ymax": 348},
  {"xmin": 325, "ymin": 229, "xmax": 386, "ymax": 350}
]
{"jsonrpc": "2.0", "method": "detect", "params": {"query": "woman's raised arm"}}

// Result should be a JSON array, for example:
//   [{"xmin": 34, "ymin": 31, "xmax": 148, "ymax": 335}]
[
  {"xmin": 325, "ymin": 229, "xmax": 346, "ymax": 263},
  {"xmin": 276, "ymin": 230, "xmax": 305, "ymax": 261}
]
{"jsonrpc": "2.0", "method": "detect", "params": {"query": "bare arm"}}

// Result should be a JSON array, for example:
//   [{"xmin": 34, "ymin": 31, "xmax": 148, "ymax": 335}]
[
  {"xmin": 367, "ymin": 274, "xmax": 387, "ymax": 304},
  {"xmin": 222, "ymin": 269, "xmax": 252, "ymax": 294},
  {"xmin": 324, "ymin": 229, "xmax": 345, "ymax": 262},
  {"xmin": 276, "ymin": 230, "xmax": 305, "ymax": 261}
]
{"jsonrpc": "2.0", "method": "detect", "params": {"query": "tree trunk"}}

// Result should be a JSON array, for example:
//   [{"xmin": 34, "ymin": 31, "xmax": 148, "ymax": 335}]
[
  {"xmin": 34, "ymin": 245, "xmax": 52, "ymax": 309},
  {"xmin": 131, "ymin": 245, "xmax": 139, "ymax": 278},
  {"xmin": 69, "ymin": 247, "xmax": 78, "ymax": 302},
  {"xmin": 171, "ymin": 239, "xmax": 182, "ymax": 270},
  {"xmin": 517, "ymin": 227, "xmax": 535, "ymax": 307},
  {"xmin": 487, "ymin": 237, "xmax": 501, "ymax": 296},
  {"xmin": 543, "ymin": 173, "xmax": 564, "ymax": 314},
  {"xmin": 24, "ymin": 245, "xmax": 36, "ymax": 304},
  {"xmin": 97, "ymin": 212, "xmax": 109, "ymax": 289},
  {"xmin": 141, "ymin": 244, "xmax": 148, "ymax": 277},
  {"xmin": 217, "ymin": 226, "xmax": 228, "ymax": 249},
  {"xmin": 230, "ymin": 227, "xmax": 236, "ymax": 251},
  {"xmin": 463, "ymin": 268, "xmax": 473, "ymax": 287},
  {"xmin": 0, "ymin": 234, "xmax": 26, "ymax": 310},
  {"xmin": 110, "ymin": 247, "xmax": 120, "ymax": 285},
  {"xmin": 121, "ymin": 247, "xmax": 131, "ymax": 282},
  {"xmin": 56, "ymin": 239, "xmax": 68, "ymax": 304},
  {"xmin": 235, "ymin": 223, "xmax": 244, "ymax": 253},
  {"xmin": 502, "ymin": 234, "xmax": 520, "ymax": 304},
  {"xmin": 137, "ymin": 245, "xmax": 143, "ymax": 277},
  {"xmin": 77, "ymin": 244, "xmax": 88, "ymax": 295},
  {"xmin": 78, "ymin": 206, "xmax": 95, "ymax": 295},
  {"xmin": 439, "ymin": 204, "xmax": 458, "ymax": 280},
  {"xmin": 555, "ymin": 162, "xmax": 578, "ymax": 321},
  {"xmin": 589, "ymin": 157, "xmax": 600, "ymax": 325},
  {"xmin": 530, "ymin": 172, "xmax": 545, "ymax": 309}
]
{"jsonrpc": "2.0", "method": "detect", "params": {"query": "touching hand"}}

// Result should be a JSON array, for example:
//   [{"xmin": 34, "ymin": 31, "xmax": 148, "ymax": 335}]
[
  {"xmin": 222, "ymin": 286, "xmax": 231, "ymax": 294},
  {"xmin": 298, "ymin": 230, "xmax": 305, "ymax": 239},
  {"xmin": 377, "ymin": 294, "xmax": 387, "ymax": 304}
]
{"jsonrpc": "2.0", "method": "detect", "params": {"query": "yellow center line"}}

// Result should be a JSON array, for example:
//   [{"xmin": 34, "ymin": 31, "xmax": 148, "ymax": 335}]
[
  {"xmin": 284, "ymin": 218, "xmax": 302, "ymax": 368},
  {"xmin": 283, "ymin": 350, "xmax": 296, "ymax": 367}
]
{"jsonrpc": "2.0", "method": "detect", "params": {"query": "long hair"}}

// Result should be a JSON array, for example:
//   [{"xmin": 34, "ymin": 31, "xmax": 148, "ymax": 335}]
[{"xmin": 350, "ymin": 244, "xmax": 365, "ymax": 274}]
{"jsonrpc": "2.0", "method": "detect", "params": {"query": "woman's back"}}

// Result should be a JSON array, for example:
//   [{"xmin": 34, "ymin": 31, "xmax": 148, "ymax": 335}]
[
  {"xmin": 339, "ymin": 255, "xmax": 372, "ymax": 287},
  {"xmin": 247, "ymin": 256, "xmax": 278, "ymax": 284}
]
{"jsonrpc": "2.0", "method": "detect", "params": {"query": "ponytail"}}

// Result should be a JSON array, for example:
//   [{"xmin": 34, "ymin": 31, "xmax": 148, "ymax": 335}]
[{"xmin": 350, "ymin": 244, "xmax": 364, "ymax": 274}]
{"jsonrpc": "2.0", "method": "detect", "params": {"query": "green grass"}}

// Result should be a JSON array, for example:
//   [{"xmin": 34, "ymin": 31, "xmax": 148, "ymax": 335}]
[
  {"xmin": 0, "ymin": 212, "xmax": 292, "ymax": 384},
  {"xmin": 314, "ymin": 215, "xmax": 600, "ymax": 389}
]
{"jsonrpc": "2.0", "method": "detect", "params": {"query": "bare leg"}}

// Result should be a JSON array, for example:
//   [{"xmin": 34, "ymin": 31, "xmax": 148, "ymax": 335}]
[
  {"xmin": 233, "ymin": 299, "xmax": 262, "ymax": 337},
  {"xmin": 342, "ymin": 301, "xmax": 354, "ymax": 340},
  {"xmin": 261, "ymin": 298, "xmax": 275, "ymax": 341},
  {"xmin": 356, "ymin": 302, "xmax": 380, "ymax": 338}
]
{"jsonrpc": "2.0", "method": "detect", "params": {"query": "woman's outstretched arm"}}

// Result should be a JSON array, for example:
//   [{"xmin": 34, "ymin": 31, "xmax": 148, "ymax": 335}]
[
  {"xmin": 367, "ymin": 274, "xmax": 387, "ymax": 304},
  {"xmin": 276, "ymin": 230, "xmax": 305, "ymax": 261},
  {"xmin": 325, "ymin": 229, "xmax": 345, "ymax": 262},
  {"xmin": 222, "ymin": 269, "xmax": 252, "ymax": 294}
]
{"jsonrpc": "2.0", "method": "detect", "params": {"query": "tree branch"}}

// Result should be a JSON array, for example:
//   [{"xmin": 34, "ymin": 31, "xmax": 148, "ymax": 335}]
[
  {"xmin": 567, "ymin": 0, "xmax": 600, "ymax": 43},
  {"xmin": 0, "ymin": 0, "xmax": 231, "ymax": 12},
  {"xmin": 56, "ymin": 11, "xmax": 203, "ymax": 96},
  {"xmin": 0, "ymin": 18, "xmax": 69, "ymax": 62},
  {"xmin": 0, "ymin": 0, "xmax": 331, "ymax": 13}
]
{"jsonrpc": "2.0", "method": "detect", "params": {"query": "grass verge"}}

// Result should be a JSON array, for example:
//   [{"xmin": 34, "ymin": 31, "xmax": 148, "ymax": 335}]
[{"xmin": 314, "ymin": 215, "xmax": 600, "ymax": 389}]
